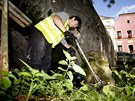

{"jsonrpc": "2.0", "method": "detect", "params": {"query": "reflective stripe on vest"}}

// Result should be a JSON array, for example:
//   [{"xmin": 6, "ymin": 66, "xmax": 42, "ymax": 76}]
[{"xmin": 35, "ymin": 16, "xmax": 69, "ymax": 48}]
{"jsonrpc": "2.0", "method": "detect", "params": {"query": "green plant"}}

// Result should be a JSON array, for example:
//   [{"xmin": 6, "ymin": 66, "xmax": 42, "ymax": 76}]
[
  {"xmin": 11, "ymin": 50, "xmax": 86, "ymax": 100},
  {"xmin": 3, "ymin": 50, "xmax": 135, "ymax": 101},
  {"xmin": 102, "ymin": 85, "xmax": 115, "ymax": 101},
  {"xmin": 0, "ymin": 70, "xmax": 17, "ymax": 100},
  {"xmin": 58, "ymin": 50, "xmax": 86, "ymax": 76},
  {"xmin": 112, "ymin": 66, "xmax": 135, "ymax": 100},
  {"xmin": 16, "ymin": 59, "xmax": 56, "ymax": 101}
]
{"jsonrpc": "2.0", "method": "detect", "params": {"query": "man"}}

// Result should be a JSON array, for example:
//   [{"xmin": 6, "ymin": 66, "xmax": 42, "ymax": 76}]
[{"xmin": 27, "ymin": 12, "xmax": 82, "ymax": 73}]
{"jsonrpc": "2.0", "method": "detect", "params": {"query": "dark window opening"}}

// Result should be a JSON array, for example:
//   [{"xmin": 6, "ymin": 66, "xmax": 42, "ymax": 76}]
[
  {"xmin": 127, "ymin": 30, "xmax": 132, "ymax": 38},
  {"xmin": 127, "ymin": 20, "xmax": 130, "ymax": 23},
  {"xmin": 129, "ymin": 45, "xmax": 134, "ymax": 54},
  {"xmin": 118, "ymin": 45, "xmax": 122, "ymax": 52},
  {"xmin": 117, "ymin": 31, "xmax": 122, "ymax": 38}
]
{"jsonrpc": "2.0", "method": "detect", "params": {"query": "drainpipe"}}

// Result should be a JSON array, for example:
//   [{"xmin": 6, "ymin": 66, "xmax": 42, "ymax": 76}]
[{"xmin": 0, "ymin": 0, "xmax": 8, "ymax": 72}]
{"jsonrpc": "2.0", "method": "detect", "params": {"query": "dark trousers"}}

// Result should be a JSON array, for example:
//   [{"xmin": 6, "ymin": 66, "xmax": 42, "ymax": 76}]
[{"xmin": 27, "ymin": 27, "xmax": 52, "ymax": 72}]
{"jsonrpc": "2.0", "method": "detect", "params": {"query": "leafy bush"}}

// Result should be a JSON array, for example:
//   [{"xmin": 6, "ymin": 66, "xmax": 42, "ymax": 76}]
[{"xmin": 0, "ymin": 50, "xmax": 135, "ymax": 101}]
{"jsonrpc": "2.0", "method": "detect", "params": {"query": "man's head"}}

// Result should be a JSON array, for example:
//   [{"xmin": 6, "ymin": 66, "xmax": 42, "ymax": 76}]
[{"xmin": 68, "ymin": 16, "xmax": 82, "ymax": 30}]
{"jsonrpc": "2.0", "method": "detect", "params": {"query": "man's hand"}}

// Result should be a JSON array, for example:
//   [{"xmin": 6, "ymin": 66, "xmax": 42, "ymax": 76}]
[{"xmin": 64, "ymin": 31, "xmax": 77, "ymax": 42}]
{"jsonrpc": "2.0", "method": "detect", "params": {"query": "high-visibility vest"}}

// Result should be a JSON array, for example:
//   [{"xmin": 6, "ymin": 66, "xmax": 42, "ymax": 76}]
[{"xmin": 35, "ymin": 15, "xmax": 69, "ymax": 48}]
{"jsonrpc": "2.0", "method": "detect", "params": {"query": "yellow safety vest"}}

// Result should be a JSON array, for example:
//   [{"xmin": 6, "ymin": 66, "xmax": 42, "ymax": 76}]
[{"xmin": 35, "ymin": 15, "xmax": 69, "ymax": 48}]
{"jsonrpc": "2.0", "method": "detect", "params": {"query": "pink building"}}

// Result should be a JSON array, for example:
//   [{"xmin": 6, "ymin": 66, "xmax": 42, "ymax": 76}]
[{"xmin": 114, "ymin": 12, "xmax": 135, "ymax": 54}]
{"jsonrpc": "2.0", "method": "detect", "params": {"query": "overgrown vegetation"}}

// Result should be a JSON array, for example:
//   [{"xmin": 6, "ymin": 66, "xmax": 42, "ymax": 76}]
[{"xmin": 0, "ymin": 50, "xmax": 135, "ymax": 101}]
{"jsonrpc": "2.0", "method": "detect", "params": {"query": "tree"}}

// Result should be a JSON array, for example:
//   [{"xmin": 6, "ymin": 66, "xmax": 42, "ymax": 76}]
[{"xmin": 103, "ymin": 0, "xmax": 116, "ymax": 8}]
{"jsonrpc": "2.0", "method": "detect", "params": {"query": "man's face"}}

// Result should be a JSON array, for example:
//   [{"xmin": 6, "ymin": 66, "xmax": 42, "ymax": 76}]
[{"xmin": 69, "ymin": 17, "xmax": 78, "ymax": 28}]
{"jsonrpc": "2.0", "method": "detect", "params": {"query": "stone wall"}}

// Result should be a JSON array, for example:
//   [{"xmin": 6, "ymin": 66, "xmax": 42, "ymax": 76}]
[{"xmin": 9, "ymin": 0, "xmax": 115, "ymax": 68}]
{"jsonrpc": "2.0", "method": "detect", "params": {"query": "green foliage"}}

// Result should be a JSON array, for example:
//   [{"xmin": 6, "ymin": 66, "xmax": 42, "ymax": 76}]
[
  {"xmin": 0, "ymin": 71, "xmax": 17, "ymax": 100},
  {"xmin": 1, "ymin": 50, "xmax": 135, "ymax": 100},
  {"xmin": 92, "ymin": 0, "xmax": 116, "ymax": 8},
  {"xmin": 0, "ymin": 76, "xmax": 11, "ymax": 91},
  {"xmin": 102, "ymin": 85, "xmax": 115, "ymax": 100},
  {"xmin": 0, "ymin": 71, "xmax": 17, "ymax": 91},
  {"xmin": 112, "ymin": 65, "xmax": 135, "ymax": 100},
  {"xmin": 103, "ymin": 0, "xmax": 115, "ymax": 8},
  {"xmin": 59, "ymin": 50, "xmax": 86, "ymax": 76}
]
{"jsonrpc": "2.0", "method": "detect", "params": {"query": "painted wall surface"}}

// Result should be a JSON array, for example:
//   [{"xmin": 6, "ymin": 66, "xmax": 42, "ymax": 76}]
[
  {"xmin": 100, "ymin": 16, "xmax": 115, "ymax": 50},
  {"xmin": 114, "ymin": 13, "xmax": 135, "ymax": 53}
]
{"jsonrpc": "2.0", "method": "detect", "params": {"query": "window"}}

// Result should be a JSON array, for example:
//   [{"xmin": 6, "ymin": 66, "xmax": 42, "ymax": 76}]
[
  {"xmin": 127, "ymin": 30, "xmax": 132, "ymax": 38},
  {"xmin": 117, "ymin": 31, "xmax": 122, "ymax": 39},
  {"xmin": 127, "ymin": 20, "xmax": 130, "ymax": 23},
  {"xmin": 129, "ymin": 45, "xmax": 134, "ymax": 53},
  {"xmin": 106, "ymin": 21, "xmax": 110, "ymax": 25},
  {"xmin": 118, "ymin": 45, "xmax": 123, "ymax": 52}
]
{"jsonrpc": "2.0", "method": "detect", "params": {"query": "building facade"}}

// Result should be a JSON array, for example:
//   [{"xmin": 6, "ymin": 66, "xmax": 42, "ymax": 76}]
[
  {"xmin": 100, "ymin": 16, "xmax": 116, "ymax": 49},
  {"xmin": 114, "ymin": 12, "xmax": 135, "ymax": 54}
]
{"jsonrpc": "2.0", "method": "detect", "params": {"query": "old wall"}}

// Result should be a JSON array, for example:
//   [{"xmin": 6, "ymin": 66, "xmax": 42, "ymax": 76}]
[{"xmin": 9, "ymin": 0, "xmax": 115, "ymax": 68}]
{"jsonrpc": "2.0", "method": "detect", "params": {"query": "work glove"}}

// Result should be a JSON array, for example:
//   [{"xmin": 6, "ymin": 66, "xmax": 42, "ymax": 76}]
[{"xmin": 64, "ymin": 31, "xmax": 77, "ymax": 43}]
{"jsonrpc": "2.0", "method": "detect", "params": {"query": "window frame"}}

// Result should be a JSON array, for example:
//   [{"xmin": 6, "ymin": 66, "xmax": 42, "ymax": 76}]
[
  {"xmin": 127, "ymin": 30, "xmax": 132, "ymax": 38},
  {"xmin": 117, "ymin": 31, "xmax": 122, "ymax": 39},
  {"xmin": 118, "ymin": 45, "xmax": 123, "ymax": 52}
]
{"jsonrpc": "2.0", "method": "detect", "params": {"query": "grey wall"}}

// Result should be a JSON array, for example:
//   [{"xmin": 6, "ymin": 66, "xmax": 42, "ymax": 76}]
[{"xmin": 10, "ymin": 0, "xmax": 115, "ymax": 68}]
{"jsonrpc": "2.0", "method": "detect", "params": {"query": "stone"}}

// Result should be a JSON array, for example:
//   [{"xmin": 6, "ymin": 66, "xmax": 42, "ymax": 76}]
[{"xmin": 84, "ymin": 51, "xmax": 115, "ymax": 85}]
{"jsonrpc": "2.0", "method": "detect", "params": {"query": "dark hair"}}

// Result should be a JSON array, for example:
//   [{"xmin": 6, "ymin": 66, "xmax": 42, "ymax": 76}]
[{"xmin": 69, "ymin": 16, "xmax": 82, "ymax": 30}]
